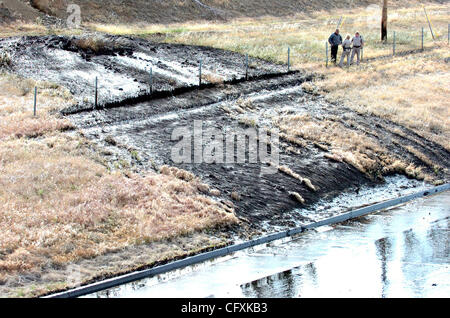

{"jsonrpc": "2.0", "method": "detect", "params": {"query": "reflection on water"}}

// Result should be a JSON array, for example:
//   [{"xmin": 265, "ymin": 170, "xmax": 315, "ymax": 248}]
[
  {"xmin": 241, "ymin": 217, "xmax": 449, "ymax": 298},
  {"xmin": 375, "ymin": 236, "xmax": 393, "ymax": 297}
]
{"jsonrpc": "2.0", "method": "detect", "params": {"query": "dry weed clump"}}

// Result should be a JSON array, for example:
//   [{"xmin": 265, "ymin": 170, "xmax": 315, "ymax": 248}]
[
  {"xmin": 203, "ymin": 73, "xmax": 224, "ymax": 84},
  {"xmin": 73, "ymin": 36, "xmax": 109, "ymax": 53},
  {"xmin": 381, "ymin": 158, "xmax": 425, "ymax": 180},
  {"xmin": 230, "ymin": 191, "xmax": 241, "ymax": 201},
  {"xmin": 278, "ymin": 165, "xmax": 316, "ymax": 191},
  {"xmin": 0, "ymin": 50, "xmax": 11, "ymax": 68},
  {"xmin": 289, "ymin": 191, "xmax": 305, "ymax": 204},
  {"xmin": 160, "ymin": 165, "xmax": 227, "ymax": 198},
  {"xmin": 0, "ymin": 138, "xmax": 237, "ymax": 276},
  {"xmin": 210, "ymin": 189, "xmax": 221, "ymax": 196},
  {"xmin": 160, "ymin": 165, "xmax": 195, "ymax": 182},
  {"xmin": 275, "ymin": 115, "xmax": 391, "ymax": 178},
  {"xmin": 236, "ymin": 97, "xmax": 255, "ymax": 110}
]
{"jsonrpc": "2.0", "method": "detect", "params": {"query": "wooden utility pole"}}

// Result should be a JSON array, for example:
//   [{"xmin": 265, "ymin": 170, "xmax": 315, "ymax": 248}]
[{"xmin": 382, "ymin": 0, "xmax": 388, "ymax": 42}]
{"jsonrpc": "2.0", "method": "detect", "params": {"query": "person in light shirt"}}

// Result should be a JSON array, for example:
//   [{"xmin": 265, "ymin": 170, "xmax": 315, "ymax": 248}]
[
  {"xmin": 350, "ymin": 32, "xmax": 364, "ymax": 66},
  {"xmin": 339, "ymin": 34, "xmax": 352, "ymax": 67}
]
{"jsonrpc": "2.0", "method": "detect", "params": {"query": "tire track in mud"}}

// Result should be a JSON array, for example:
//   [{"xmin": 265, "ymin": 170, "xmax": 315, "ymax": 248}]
[
  {"xmin": 70, "ymin": 73, "xmax": 310, "ymax": 129},
  {"xmin": 63, "ymin": 70, "xmax": 308, "ymax": 116}
]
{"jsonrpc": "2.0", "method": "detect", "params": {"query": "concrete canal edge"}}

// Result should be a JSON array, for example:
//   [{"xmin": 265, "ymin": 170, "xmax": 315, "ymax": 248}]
[{"xmin": 45, "ymin": 183, "xmax": 450, "ymax": 298}]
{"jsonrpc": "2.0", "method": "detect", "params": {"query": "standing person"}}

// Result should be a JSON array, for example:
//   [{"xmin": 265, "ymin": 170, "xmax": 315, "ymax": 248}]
[
  {"xmin": 328, "ymin": 29, "xmax": 342, "ymax": 65},
  {"xmin": 350, "ymin": 32, "xmax": 364, "ymax": 65},
  {"xmin": 339, "ymin": 34, "xmax": 352, "ymax": 67}
]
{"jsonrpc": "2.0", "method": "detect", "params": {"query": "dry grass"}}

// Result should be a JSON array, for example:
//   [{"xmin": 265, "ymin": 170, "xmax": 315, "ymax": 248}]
[
  {"xmin": 0, "ymin": 21, "xmax": 83, "ymax": 38},
  {"xmin": 0, "ymin": 23, "xmax": 45, "ymax": 38},
  {"xmin": 0, "ymin": 136, "xmax": 236, "ymax": 271},
  {"xmin": 274, "ymin": 114, "xmax": 430, "ymax": 180},
  {"xmin": 0, "ymin": 74, "xmax": 74, "ymax": 139},
  {"xmin": 318, "ymin": 48, "xmax": 450, "ymax": 151}
]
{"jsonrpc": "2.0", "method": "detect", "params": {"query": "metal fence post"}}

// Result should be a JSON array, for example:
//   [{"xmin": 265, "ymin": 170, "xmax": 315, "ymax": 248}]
[
  {"xmin": 422, "ymin": 27, "xmax": 424, "ymax": 51},
  {"xmin": 245, "ymin": 54, "xmax": 249, "ymax": 80},
  {"xmin": 448, "ymin": 24, "xmax": 449, "ymax": 44},
  {"xmin": 149, "ymin": 67, "xmax": 153, "ymax": 94},
  {"xmin": 326, "ymin": 41, "xmax": 329, "ymax": 67},
  {"xmin": 199, "ymin": 59, "xmax": 202, "ymax": 86},
  {"xmin": 287, "ymin": 47, "xmax": 291, "ymax": 72},
  {"xmin": 393, "ymin": 31, "xmax": 396, "ymax": 56},
  {"xmin": 94, "ymin": 77, "xmax": 98, "ymax": 108},
  {"xmin": 33, "ymin": 87, "xmax": 37, "ymax": 116}
]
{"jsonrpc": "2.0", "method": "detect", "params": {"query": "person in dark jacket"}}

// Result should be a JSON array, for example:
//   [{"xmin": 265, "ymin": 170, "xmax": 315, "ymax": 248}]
[{"xmin": 328, "ymin": 29, "xmax": 343, "ymax": 64}]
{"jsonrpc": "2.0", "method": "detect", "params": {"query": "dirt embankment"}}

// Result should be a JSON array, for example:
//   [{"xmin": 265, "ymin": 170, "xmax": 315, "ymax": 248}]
[
  {"xmin": 2, "ymin": 35, "xmax": 448, "ymax": 228},
  {"xmin": 27, "ymin": 0, "xmax": 375, "ymax": 23},
  {"xmin": 2, "ymin": 0, "xmax": 446, "ymax": 25}
]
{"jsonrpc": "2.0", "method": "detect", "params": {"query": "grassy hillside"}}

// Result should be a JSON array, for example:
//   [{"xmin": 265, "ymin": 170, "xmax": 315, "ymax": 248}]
[{"xmin": 0, "ymin": 0, "xmax": 444, "ymax": 25}]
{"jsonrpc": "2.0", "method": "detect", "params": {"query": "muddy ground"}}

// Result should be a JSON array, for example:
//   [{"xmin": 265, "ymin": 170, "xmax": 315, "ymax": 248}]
[
  {"xmin": 2, "ymin": 35, "xmax": 286, "ymax": 110},
  {"xmin": 2, "ymin": 35, "xmax": 449, "ymax": 229}
]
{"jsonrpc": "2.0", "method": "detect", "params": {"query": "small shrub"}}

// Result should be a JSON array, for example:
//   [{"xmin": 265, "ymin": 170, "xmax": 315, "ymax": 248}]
[
  {"xmin": 289, "ymin": 192, "xmax": 305, "ymax": 204},
  {"xmin": 73, "ymin": 36, "xmax": 107, "ymax": 53},
  {"xmin": 0, "ymin": 50, "xmax": 11, "ymax": 68},
  {"xmin": 231, "ymin": 191, "xmax": 241, "ymax": 201},
  {"xmin": 210, "ymin": 189, "xmax": 221, "ymax": 196},
  {"xmin": 197, "ymin": 183, "xmax": 210, "ymax": 194}
]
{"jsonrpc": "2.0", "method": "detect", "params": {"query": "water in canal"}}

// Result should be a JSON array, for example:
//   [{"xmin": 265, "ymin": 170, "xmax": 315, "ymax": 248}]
[{"xmin": 85, "ymin": 191, "xmax": 450, "ymax": 298}]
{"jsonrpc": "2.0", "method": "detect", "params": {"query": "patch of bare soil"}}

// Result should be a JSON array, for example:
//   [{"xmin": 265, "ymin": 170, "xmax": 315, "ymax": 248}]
[{"xmin": 5, "ymin": 0, "xmax": 446, "ymax": 25}]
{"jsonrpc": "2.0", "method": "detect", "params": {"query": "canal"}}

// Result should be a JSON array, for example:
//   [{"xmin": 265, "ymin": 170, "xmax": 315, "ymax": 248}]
[{"xmin": 86, "ymin": 190, "xmax": 449, "ymax": 298}]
